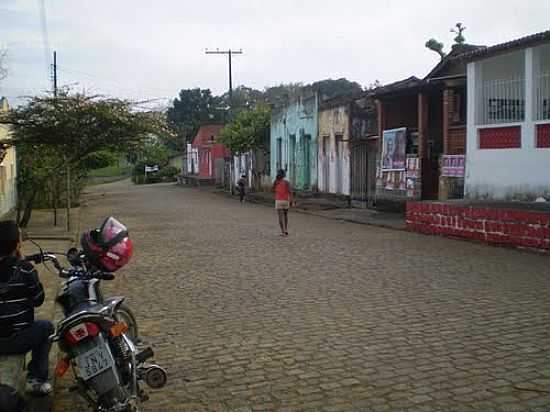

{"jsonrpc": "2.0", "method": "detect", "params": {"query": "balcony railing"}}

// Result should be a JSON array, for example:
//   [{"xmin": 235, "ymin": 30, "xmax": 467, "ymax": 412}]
[{"xmin": 536, "ymin": 73, "xmax": 550, "ymax": 121}]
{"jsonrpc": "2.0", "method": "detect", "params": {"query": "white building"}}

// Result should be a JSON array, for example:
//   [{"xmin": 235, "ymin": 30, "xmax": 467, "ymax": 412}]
[
  {"xmin": 318, "ymin": 100, "xmax": 351, "ymax": 196},
  {"xmin": 233, "ymin": 149, "xmax": 271, "ymax": 191},
  {"xmin": 0, "ymin": 97, "xmax": 17, "ymax": 218},
  {"xmin": 465, "ymin": 31, "xmax": 550, "ymax": 200}
]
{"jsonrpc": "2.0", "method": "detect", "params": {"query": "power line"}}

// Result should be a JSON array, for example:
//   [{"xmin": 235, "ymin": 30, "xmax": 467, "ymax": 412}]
[
  {"xmin": 56, "ymin": 66, "xmax": 177, "ymax": 97},
  {"xmin": 205, "ymin": 48, "xmax": 243, "ymax": 115}
]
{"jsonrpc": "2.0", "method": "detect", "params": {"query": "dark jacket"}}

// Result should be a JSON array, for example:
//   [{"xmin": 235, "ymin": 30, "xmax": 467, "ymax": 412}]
[
  {"xmin": 0, "ymin": 256, "xmax": 45, "ymax": 337},
  {"xmin": 237, "ymin": 178, "xmax": 247, "ymax": 193}
]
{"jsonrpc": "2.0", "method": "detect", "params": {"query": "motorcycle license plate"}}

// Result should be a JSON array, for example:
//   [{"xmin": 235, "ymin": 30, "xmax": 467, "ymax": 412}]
[{"xmin": 76, "ymin": 345, "xmax": 114, "ymax": 380}]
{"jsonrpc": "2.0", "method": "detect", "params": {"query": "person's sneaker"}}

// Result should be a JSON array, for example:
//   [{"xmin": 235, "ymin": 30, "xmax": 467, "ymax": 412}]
[{"xmin": 26, "ymin": 379, "xmax": 53, "ymax": 396}]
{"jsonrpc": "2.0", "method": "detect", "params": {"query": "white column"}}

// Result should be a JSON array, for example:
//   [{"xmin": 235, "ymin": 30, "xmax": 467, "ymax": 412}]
[
  {"xmin": 466, "ymin": 62, "xmax": 477, "ymax": 189},
  {"xmin": 524, "ymin": 48, "xmax": 535, "ymax": 149}
]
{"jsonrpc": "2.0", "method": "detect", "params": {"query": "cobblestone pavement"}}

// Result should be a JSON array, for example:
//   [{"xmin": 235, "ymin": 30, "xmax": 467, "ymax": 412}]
[{"xmin": 54, "ymin": 180, "xmax": 550, "ymax": 412}]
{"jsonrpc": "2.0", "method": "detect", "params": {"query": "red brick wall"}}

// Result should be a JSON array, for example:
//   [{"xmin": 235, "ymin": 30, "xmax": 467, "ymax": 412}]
[
  {"xmin": 447, "ymin": 127, "xmax": 466, "ymax": 155},
  {"xmin": 407, "ymin": 202, "xmax": 550, "ymax": 251},
  {"xmin": 536, "ymin": 124, "xmax": 550, "ymax": 148}
]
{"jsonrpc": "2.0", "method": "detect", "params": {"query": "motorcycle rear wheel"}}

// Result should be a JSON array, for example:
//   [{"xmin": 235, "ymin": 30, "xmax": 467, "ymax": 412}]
[{"xmin": 115, "ymin": 303, "xmax": 139, "ymax": 344}]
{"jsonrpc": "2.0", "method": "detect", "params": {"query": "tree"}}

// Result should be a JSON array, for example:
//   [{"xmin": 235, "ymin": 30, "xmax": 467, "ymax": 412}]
[
  {"xmin": 219, "ymin": 85, "xmax": 265, "ymax": 114},
  {"xmin": 0, "ymin": 92, "xmax": 171, "ymax": 227},
  {"xmin": 217, "ymin": 104, "xmax": 271, "ymax": 155},
  {"xmin": 81, "ymin": 149, "xmax": 119, "ymax": 170},
  {"xmin": 166, "ymin": 88, "xmax": 223, "ymax": 146},
  {"xmin": 263, "ymin": 83, "xmax": 304, "ymax": 104},
  {"xmin": 366, "ymin": 80, "xmax": 383, "ymax": 91},
  {"xmin": 308, "ymin": 78, "xmax": 364, "ymax": 101}
]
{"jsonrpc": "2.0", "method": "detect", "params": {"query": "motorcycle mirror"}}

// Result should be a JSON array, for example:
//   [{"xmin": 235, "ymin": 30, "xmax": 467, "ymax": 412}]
[{"xmin": 66, "ymin": 248, "xmax": 80, "ymax": 264}]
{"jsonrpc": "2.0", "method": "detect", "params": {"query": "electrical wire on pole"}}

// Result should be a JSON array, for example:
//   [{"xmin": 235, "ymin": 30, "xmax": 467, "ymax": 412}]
[{"xmin": 205, "ymin": 48, "xmax": 243, "ymax": 118}]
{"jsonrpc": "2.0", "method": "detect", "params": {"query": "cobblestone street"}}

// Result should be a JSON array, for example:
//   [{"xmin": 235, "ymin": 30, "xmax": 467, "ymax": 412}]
[{"xmin": 54, "ymin": 180, "xmax": 550, "ymax": 412}]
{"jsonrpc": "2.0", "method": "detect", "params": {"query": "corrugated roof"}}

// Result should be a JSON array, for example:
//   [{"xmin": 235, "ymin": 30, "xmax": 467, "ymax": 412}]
[
  {"xmin": 452, "ymin": 30, "xmax": 550, "ymax": 62},
  {"xmin": 424, "ymin": 44, "xmax": 485, "ymax": 80},
  {"xmin": 371, "ymin": 76, "xmax": 424, "ymax": 97}
]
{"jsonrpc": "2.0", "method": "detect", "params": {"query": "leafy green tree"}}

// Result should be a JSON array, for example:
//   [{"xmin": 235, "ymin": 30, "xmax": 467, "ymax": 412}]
[
  {"xmin": 308, "ymin": 78, "xmax": 363, "ymax": 101},
  {"xmin": 219, "ymin": 86, "xmax": 265, "ymax": 113},
  {"xmin": 217, "ymin": 104, "xmax": 271, "ymax": 155},
  {"xmin": 81, "ymin": 150, "xmax": 119, "ymax": 170},
  {"xmin": 166, "ymin": 88, "xmax": 223, "ymax": 146},
  {"xmin": 0, "ymin": 92, "xmax": 171, "ymax": 227},
  {"xmin": 263, "ymin": 83, "xmax": 304, "ymax": 104}
]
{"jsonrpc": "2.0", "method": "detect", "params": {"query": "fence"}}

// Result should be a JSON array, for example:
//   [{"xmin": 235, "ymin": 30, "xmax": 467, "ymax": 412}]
[{"xmin": 536, "ymin": 73, "xmax": 550, "ymax": 121}]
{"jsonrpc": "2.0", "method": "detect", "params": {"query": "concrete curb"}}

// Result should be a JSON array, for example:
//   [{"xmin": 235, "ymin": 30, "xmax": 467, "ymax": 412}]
[
  {"xmin": 291, "ymin": 208, "xmax": 407, "ymax": 232},
  {"xmin": 212, "ymin": 188, "xmax": 408, "ymax": 232}
]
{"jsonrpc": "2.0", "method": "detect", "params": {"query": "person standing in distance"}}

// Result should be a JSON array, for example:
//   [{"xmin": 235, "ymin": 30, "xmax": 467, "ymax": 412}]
[
  {"xmin": 237, "ymin": 174, "xmax": 247, "ymax": 204},
  {"xmin": 273, "ymin": 169, "xmax": 293, "ymax": 236}
]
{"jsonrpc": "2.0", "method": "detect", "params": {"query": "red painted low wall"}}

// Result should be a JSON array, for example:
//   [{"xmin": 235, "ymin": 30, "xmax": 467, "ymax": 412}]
[{"xmin": 407, "ymin": 202, "xmax": 550, "ymax": 251}]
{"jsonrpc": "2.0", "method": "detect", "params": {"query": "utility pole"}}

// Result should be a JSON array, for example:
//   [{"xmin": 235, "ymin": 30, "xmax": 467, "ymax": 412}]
[
  {"xmin": 53, "ymin": 50, "xmax": 57, "ymax": 97},
  {"xmin": 52, "ymin": 50, "xmax": 70, "ymax": 232},
  {"xmin": 51, "ymin": 50, "xmax": 58, "ymax": 227},
  {"xmin": 205, "ymin": 48, "xmax": 243, "ymax": 117}
]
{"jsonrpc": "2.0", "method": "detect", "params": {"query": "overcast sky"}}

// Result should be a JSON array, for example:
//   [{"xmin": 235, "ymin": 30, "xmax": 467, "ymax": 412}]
[{"xmin": 1, "ymin": 0, "xmax": 549, "ymax": 107}]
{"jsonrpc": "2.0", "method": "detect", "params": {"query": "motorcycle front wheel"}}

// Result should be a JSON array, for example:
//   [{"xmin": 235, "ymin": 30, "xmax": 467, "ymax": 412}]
[{"xmin": 115, "ymin": 303, "xmax": 139, "ymax": 344}]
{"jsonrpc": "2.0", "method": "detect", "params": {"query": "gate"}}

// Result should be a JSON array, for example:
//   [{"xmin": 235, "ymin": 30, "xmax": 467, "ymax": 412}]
[{"xmin": 351, "ymin": 140, "xmax": 377, "ymax": 208}]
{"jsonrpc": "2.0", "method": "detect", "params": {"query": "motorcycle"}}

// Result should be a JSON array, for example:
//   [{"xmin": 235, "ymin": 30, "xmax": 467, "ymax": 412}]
[{"xmin": 25, "ymin": 217, "xmax": 167, "ymax": 412}]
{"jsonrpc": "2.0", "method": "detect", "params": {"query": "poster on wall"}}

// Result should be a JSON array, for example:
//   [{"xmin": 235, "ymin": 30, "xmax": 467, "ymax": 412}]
[
  {"xmin": 406, "ymin": 157, "xmax": 419, "ymax": 178},
  {"xmin": 384, "ymin": 172, "xmax": 394, "ymax": 190},
  {"xmin": 376, "ymin": 166, "xmax": 383, "ymax": 187},
  {"xmin": 406, "ymin": 177, "xmax": 416, "ymax": 197},
  {"xmin": 399, "ymin": 172, "xmax": 406, "ymax": 191},
  {"xmin": 382, "ymin": 128, "xmax": 407, "ymax": 171},
  {"xmin": 441, "ymin": 155, "xmax": 465, "ymax": 177}
]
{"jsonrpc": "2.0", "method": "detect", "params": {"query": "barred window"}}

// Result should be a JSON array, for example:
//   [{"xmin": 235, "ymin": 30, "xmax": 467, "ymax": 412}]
[{"xmin": 477, "ymin": 51, "xmax": 525, "ymax": 125}]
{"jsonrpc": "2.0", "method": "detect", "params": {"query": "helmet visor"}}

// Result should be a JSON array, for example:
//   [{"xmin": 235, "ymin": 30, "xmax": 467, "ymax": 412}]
[{"xmin": 99, "ymin": 217, "xmax": 129, "ymax": 246}]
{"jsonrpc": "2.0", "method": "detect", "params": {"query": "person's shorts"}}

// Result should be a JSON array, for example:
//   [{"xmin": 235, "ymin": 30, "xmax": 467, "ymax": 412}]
[{"xmin": 275, "ymin": 200, "xmax": 290, "ymax": 210}]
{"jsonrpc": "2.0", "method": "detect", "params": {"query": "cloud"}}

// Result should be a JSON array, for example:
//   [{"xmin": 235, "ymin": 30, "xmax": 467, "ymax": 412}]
[{"xmin": 1, "ymin": 0, "xmax": 550, "ymax": 106}]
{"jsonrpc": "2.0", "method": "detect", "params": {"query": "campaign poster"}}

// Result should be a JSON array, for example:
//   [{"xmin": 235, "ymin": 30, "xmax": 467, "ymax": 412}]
[
  {"xmin": 441, "ymin": 155, "xmax": 465, "ymax": 177},
  {"xmin": 382, "ymin": 128, "xmax": 407, "ymax": 171}
]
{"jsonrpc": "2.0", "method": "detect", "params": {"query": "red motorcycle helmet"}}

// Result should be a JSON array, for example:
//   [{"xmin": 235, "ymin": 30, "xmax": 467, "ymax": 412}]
[{"xmin": 81, "ymin": 217, "xmax": 133, "ymax": 272}]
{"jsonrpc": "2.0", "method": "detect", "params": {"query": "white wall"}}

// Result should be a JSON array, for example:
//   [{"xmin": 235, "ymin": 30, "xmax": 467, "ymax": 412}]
[
  {"xmin": 186, "ymin": 144, "xmax": 198, "ymax": 175},
  {"xmin": 466, "ymin": 48, "xmax": 550, "ymax": 200},
  {"xmin": 317, "ymin": 106, "xmax": 351, "ymax": 195},
  {"xmin": 233, "ymin": 153, "xmax": 251, "ymax": 186},
  {"xmin": 0, "ymin": 99, "xmax": 16, "ymax": 217},
  {"xmin": 0, "ymin": 146, "xmax": 17, "ymax": 217}
]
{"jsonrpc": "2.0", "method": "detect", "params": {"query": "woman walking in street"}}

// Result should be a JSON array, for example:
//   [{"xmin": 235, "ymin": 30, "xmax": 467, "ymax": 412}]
[{"xmin": 273, "ymin": 169, "xmax": 293, "ymax": 236}]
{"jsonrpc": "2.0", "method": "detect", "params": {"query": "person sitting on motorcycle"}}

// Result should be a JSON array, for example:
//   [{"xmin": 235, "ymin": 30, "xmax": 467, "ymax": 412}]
[{"xmin": 0, "ymin": 220, "xmax": 54, "ymax": 396}]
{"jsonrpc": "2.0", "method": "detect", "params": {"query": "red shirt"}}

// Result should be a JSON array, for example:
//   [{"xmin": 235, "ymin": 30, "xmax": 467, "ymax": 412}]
[{"xmin": 274, "ymin": 179, "xmax": 291, "ymax": 201}]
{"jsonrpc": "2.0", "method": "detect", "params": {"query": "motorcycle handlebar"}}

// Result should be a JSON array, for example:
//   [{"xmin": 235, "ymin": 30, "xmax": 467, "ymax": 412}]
[{"xmin": 25, "ymin": 252, "xmax": 115, "ymax": 281}]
